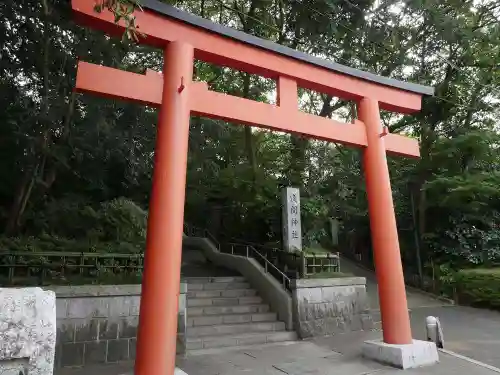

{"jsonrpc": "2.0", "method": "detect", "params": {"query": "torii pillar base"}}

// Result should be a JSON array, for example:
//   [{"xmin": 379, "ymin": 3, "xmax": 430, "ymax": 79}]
[{"xmin": 362, "ymin": 339, "xmax": 439, "ymax": 369}]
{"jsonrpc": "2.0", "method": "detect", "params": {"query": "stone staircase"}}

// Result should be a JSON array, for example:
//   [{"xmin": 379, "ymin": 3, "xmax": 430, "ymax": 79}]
[{"xmin": 184, "ymin": 276, "xmax": 297, "ymax": 353}]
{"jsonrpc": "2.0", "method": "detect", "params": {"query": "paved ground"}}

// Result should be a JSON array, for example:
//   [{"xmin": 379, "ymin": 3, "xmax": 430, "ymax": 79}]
[
  {"xmin": 177, "ymin": 339, "xmax": 500, "ymax": 375},
  {"xmin": 55, "ymin": 257, "xmax": 500, "ymax": 375},
  {"xmin": 341, "ymin": 256, "xmax": 500, "ymax": 369},
  {"xmin": 57, "ymin": 338, "xmax": 500, "ymax": 375},
  {"xmin": 410, "ymin": 305, "xmax": 500, "ymax": 368}
]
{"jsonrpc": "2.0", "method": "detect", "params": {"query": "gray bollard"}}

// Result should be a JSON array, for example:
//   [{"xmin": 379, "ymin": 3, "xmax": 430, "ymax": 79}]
[{"xmin": 426, "ymin": 316, "xmax": 444, "ymax": 349}]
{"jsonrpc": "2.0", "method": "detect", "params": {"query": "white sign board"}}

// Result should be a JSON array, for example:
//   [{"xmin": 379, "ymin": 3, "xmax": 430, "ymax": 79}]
[{"xmin": 282, "ymin": 187, "xmax": 302, "ymax": 252}]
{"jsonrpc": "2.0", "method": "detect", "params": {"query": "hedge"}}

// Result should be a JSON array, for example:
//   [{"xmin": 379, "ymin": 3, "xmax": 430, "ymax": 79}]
[{"xmin": 454, "ymin": 268, "xmax": 500, "ymax": 309}]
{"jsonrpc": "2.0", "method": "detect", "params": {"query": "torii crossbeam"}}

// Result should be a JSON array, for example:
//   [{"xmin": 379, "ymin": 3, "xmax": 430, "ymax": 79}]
[{"xmin": 71, "ymin": 0, "xmax": 434, "ymax": 373}]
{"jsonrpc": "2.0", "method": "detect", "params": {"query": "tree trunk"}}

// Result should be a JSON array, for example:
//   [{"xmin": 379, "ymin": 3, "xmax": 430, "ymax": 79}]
[{"xmin": 5, "ymin": 163, "xmax": 39, "ymax": 236}]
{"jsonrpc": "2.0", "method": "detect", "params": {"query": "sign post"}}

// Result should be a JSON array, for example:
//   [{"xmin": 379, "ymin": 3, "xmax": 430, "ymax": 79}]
[{"xmin": 282, "ymin": 187, "xmax": 302, "ymax": 252}]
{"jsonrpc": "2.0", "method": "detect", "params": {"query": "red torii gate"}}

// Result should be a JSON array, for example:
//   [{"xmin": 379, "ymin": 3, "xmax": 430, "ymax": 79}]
[{"xmin": 71, "ymin": 0, "xmax": 434, "ymax": 373}]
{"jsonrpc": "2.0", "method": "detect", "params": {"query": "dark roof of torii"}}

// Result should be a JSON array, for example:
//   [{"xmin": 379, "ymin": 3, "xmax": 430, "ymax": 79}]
[{"xmin": 140, "ymin": 0, "xmax": 434, "ymax": 96}]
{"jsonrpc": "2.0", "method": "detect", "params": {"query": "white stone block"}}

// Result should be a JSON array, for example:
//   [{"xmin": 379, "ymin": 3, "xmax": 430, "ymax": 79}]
[
  {"xmin": 0, "ymin": 287, "xmax": 56, "ymax": 375},
  {"xmin": 362, "ymin": 339, "xmax": 439, "ymax": 369}
]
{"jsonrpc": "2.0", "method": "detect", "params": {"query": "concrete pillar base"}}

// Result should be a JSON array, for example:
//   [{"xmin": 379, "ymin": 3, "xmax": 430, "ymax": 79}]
[{"xmin": 362, "ymin": 339, "xmax": 439, "ymax": 369}]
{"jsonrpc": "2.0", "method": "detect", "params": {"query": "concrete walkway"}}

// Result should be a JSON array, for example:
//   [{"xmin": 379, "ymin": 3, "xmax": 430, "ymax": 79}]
[
  {"xmin": 55, "ymin": 258, "xmax": 500, "ymax": 375},
  {"xmin": 341, "ymin": 257, "xmax": 500, "ymax": 369},
  {"xmin": 176, "ymin": 339, "xmax": 500, "ymax": 375},
  {"xmin": 56, "ymin": 338, "xmax": 500, "ymax": 375},
  {"xmin": 410, "ymin": 305, "xmax": 500, "ymax": 368}
]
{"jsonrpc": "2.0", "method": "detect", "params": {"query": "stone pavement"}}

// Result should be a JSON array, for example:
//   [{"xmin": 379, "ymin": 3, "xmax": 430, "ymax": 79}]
[
  {"xmin": 340, "ymin": 256, "xmax": 500, "ymax": 369},
  {"xmin": 56, "ymin": 336, "xmax": 500, "ymax": 375},
  {"xmin": 410, "ymin": 305, "xmax": 500, "ymax": 368},
  {"xmin": 176, "ymin": 338, "xmax": 500, "ymax": 375},
  {"xmin": 55, "ymin": 258, "xmax": 500, "ymax": 375}
]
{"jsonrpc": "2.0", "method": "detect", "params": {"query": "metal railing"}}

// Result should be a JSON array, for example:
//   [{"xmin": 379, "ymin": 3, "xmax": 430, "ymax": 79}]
[
  {"xmin": 220, "ymin": 242, "xmax": 292, "ymax": 291},
  {"xmin": 0, "ymin": 226, "xmax": 339, "ymax": 288},
  {"xmin": 217, "ymin": 237, "xmax": 340, "ymax": 278},
  {"xmin": 184, "ymin": 224, "xmax": 292, "ymax": 291},
  {"xmin": 0, "ymin": 251, "xmax": 144, "ymax": 286},
  {"xmin": 184, "ymin": 224, "xmax": 340, "ymax": 289},
  {"xmin": 302, "ymin": 251, "xmax": 340, "ymax": 277}
]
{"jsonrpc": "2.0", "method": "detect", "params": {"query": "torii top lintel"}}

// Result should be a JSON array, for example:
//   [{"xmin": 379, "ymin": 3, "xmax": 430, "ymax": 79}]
[
  {"xmin": 72, "ymin": 0, "xmax": 433, "ymax": 113},
  {"xmin": 72, "ymin": 0, "xmax": 434, "ymax": 158}
]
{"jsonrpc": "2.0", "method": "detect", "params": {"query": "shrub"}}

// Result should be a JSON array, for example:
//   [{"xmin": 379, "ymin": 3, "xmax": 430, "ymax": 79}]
[
  {"xmin": 454, "ymin": 268, "xmax": 500, "ymax": 309},
  {"xmin": 98, "ymin": 198, "xmax": 147, "ymax": 243},
  {"xmin": 28, "ymin": 196, "xmax": 99, "ymax": 239},
  {"xmin": 0, "ymin": 235, "xmax": 144, "ymax": 286},
  {"xmin": 26, "ymin": 196, "xmax": 147, "ymax": 245}
]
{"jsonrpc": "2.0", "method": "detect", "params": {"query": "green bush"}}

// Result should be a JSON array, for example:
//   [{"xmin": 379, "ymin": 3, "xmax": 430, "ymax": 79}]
[
  {"xmin": 454, "ymin": 268, "xmax": 500, "ymax": 309},
  {"xmin": 29, "ymin": 196, "xmax": 99, "ymax": 239},
  {"xmin": 27, "ymin": 196, "xmax": 147, "ymax": 245},
  {"xmin": 98, "ymin": 198, "xmax": 147, "ymax": 243},
  {"xmin": 0, "ymin": 235, "xmax": 145, "ymax": 286}
]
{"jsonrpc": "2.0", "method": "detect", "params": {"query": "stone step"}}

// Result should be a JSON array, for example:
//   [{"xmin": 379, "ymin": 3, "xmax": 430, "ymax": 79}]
[
  {"xmin": 187, "ymin": 288, "xmax": 257, "ymax": 299},
  {"xmin": 187, "ymin": 321, "xmax": 286, "ymax": 337},
  {"xmin": 186, "ymin": 331, "xmax": 297, "ymax": 350},
  {"xmin": 187, "ymin": 282, "xmax": 251, "ymax": 291},
  {"xmin": 187, "ymin": 296, "xmax": 262, "ymax": 307},
  {"xmin": 188, "ymin": 304, "xmax": 270, "ymax": 316},
  {"xmin": 187, "ymin": 312, "xmax": 277, "ymax": 326},
  {"xmin": 187, "ymin": 340, "xmax": 300, "ymax": 356},
  {"xmin": 184, "ymin": 276, "xmax": 246, "ymax": 284}
]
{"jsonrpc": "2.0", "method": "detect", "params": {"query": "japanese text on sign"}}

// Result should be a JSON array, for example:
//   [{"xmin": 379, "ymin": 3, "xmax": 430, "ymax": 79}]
[{"xmin": 281, "ymin": 187, "xmax": 302, "ymax": 252}]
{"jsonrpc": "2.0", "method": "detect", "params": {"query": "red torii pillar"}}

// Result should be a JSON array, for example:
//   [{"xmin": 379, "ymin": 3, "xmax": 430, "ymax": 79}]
[
  {"xmin": 136, "ymin": 42, "xmax": 194, "ymax": 375},
  {"xmin": 71, "ymin": 0, "xmax": 436, "ymax": 373},
  {"xmin": 359, "ymin": 98, "xmax": 413, "ymax": 344}
]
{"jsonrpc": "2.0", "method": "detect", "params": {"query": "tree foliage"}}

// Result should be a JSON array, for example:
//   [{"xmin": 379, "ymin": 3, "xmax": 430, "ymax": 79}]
[{"xmin": 0, "ymin": 0, "xmax": 499, "ymax": 283}]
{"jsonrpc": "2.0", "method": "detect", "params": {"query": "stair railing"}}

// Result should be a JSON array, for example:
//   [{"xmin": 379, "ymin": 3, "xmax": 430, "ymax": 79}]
[
  {"xmin": 222, "ymin": 242, "xmax": 292, "ymax": 291},
  {"xmin": 183, "ymin": 224, "xmax": 291, "ymax": 292},
  {"xmin": 219, "ymin": 237, "xmax": 340, "ymax": 277}
]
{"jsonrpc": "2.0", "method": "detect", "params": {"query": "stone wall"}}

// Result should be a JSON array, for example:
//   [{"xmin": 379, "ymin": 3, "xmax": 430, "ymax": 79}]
[
  {"xmin": 0, "ymin": 287, "xmax": 57, "ymax": 375},
  {"xmin": 49, "ymin": 284, "xmax": 186, "ymax": 368},
  {"xmin": 291, "ymin": 277, "xmax": 373, "ymax": 338}
]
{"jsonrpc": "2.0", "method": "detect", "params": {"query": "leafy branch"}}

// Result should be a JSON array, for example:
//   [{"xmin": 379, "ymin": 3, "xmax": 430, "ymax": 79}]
[{"xmin": 93, "ymin": 0, "xmax": 145, "ymax": 42}]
